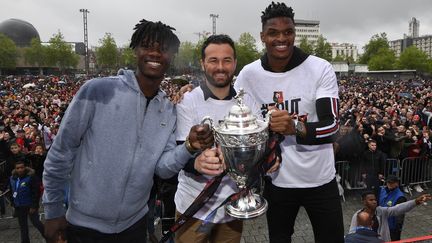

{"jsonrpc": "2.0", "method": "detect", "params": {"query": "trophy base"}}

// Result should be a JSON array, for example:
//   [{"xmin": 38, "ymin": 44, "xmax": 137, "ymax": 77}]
[{"xmin": 225, "ymin": 192, "xmax": 268, "ymax": 219}]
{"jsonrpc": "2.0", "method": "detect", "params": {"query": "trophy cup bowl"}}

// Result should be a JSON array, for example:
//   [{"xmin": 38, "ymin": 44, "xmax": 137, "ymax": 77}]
[{"xmin": 202, "ymin": 89, "xmax": 269, "ymax": 219}]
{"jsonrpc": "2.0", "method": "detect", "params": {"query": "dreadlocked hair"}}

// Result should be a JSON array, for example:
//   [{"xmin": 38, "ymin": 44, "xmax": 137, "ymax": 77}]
[
  {"xmin": 129, "ymin": 19, "xmax": 180, "ymax": 53},
  {"xmin": 261, "ymin": 2, "xmax": 295, "ymax": 27}
]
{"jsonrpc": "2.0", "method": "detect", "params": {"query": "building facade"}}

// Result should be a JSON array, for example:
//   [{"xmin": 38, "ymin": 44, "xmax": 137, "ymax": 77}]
[
  {"xmin": 330, "ymin": 43, "xmax": 358, "ymax": 62},
  {"xmin": 409, "ymin": 17, "xmax": 420, "ymax": 38},
  {"xmin": 389, "ymin": 17, "xmax": 432, "ymax": 59},
  {"xmin": 294, "ymin": 19, "xmax": 320, "ymax": 46}
]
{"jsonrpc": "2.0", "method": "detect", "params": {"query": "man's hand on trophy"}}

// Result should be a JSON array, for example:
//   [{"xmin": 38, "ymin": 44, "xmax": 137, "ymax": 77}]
[
  {"xmin": 194, "ymin": 147, "xmax": 225, "ymax": 176},
  {"xmin": 188, "ymin": 124, "xmax": 214, "ymax": 151},
  {"xmin": 268, "ymin": 108, "xmax": 296, "ymax": 135}
]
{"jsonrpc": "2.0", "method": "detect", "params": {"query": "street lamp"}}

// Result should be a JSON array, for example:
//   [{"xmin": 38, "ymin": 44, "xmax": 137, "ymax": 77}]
[{"xmin": 79, "ymin": 9, "xmax": 90, "ymax": 74}]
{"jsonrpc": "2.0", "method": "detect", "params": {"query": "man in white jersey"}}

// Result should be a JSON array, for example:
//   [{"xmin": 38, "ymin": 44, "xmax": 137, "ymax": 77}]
[
  {"xmin": 234, "ymin": 2, "xmax": 344, "ymax": 243},
  {"xmin": 174, "ymin": 35, "xmax": 269, "ymax": 243}
]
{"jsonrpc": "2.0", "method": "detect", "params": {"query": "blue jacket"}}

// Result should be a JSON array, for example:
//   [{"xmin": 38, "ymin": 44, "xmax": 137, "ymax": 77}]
[
  {"xmin": 379, "ymin": 186, "xmax": 406, "ymax": 230},
  {"xmin": 10, "ymin": 167, "xmax": 40, "ymax": 208},
  {"xmin": 345, "ymin": 228, "xmax": 384, "ymax": 243},
  {"xmin": 42, "ymin": 69, "xmax": 194, "ymax": 233}
]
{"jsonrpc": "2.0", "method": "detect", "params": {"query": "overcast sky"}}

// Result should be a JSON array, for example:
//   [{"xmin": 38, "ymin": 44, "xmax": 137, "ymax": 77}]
[{"xmin": 2, "ymin": 0, "xmax": 432, "ymax": 53}]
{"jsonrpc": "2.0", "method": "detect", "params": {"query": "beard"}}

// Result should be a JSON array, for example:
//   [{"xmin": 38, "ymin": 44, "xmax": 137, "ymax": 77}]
[{"xmin": 204, "ymin": 71, "xmax": 234, "ymax": 88}]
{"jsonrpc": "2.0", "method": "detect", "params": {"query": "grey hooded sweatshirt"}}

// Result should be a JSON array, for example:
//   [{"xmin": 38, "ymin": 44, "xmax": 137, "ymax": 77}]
[{"xmin": 43, "ymin": 69, "xmax": 194, "ymax": 233}]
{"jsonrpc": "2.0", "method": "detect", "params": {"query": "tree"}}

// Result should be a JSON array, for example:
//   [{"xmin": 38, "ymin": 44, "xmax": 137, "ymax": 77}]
[
  {"xmin": 95, "ymin": 33, "xmax": 119, "ymax": 72},
  {"xmin": 235, "ymin": 32, "xmax": 260, "ymax": 74},
  {"xmin": 45, "ymin": 31, "xmax": 79, "ymax": 72},
  {"xmin": 367, "ymin": 48, "xmax": 396, "ymax": 70},
  {"xmin": 174, "ymin": 41, "xmax": 198, "ymax": 72},
  {"xmin": 396, "ymin": 46, "xmax": 430, "ymax": 72},
  {"xmin": 332, "ymin": 54, "xmax": 345, "ymax": 62},
  {"xmin": 24, "ymin": 37, "xmax": 47, "ymax": 74},
  {"xmin": 359, "ymin": 33, "xmax": 390, "ymax": 64},
  {"xmin": 299, "ymin": 36, "xmax": 313, "ymax": 55},
  {"xmin": 0, "ymin": 33, "xmax": 18, "ymax": 73},
  {"xmin": 119, "ymin": 45, "xmax": 136, "ymax": 69},
  {"xmin": 314, "ymin": 35, "xmax": 332, "ymax": 61}
]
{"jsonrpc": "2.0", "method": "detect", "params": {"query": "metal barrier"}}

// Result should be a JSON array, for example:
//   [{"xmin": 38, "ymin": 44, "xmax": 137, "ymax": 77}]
[
  {"xmin": 335, "ymin": 160, "xmax": 366, "ymax": 190},
  {"xmin": 336, "ymin": 157, "xmax": 432, "ymax": 194},
  {"xmin": 399, "ymin": 157, "xmax": 432, "ymax": 190},
  {"xmin": 383, "ymin": 158, "xmax": 400, "ymax": 178}
]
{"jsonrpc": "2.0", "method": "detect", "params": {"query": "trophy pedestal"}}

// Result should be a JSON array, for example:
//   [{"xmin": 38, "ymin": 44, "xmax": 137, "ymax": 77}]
[{"xmin": 225, "ymin": 191, "xmax": 268, "ymax": 219}]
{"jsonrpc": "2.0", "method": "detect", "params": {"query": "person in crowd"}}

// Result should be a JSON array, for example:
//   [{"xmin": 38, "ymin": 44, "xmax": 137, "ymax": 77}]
[
  {"xmin": 42, "ymin": 19, "xmax": 215, "ymax": 243},
  {"xmin": 349, "ymin": 191, "xmax": 431, "ymax": 242},
  {"xmin": 6, "ymin": 143, "xmax": 30, "ymax": 176},
  {"xmin": 27, "ymin": 144, "xmax": 46, "ymax": 182},
  {"xmin": 345, "ymin": 210, "xmax": 383, "ymax": 243},
  {"xmin": 234, "ymin": 2, "xmax": 344, "ymax": 242},
  {"xmin": 360, "ymin": 139, "xmax": 386, "ymax": 193},
  {"xmin": 377, "ymin": 175, "xmax": 407, "ymax": 241},
  {"xmin": 9, "ymin": 160, "xmax": 45, "ymax": 243},
  {"xmin": 175, "ymin": 34, "xmax": 268, "ymax": 243}
]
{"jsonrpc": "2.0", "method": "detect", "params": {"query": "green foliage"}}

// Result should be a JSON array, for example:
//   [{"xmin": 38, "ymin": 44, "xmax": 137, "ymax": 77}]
[
  {"xmin": 172, "ymin": 77, "xmax": 189, "ymax": 87},
  {"xmin": 332, "ymin": 54, "xmax": 345, "ymax": 62},
  {"xmin": 367, "ymin": 48, "xmax": 396, "ymax": 70},
  {"xmin": 174, "ymin": 41, "xmax": 198, "ymax": 71},
  {"xmin": 314, "ymin": 35, "xmax": 332, "ymax": 61},
  {"xmin": 0, "ymin": 33, "xmax": 18, "ymax": 70},
  {"xmin": 360, "ymin": 33, "xmax": 389, "ymax": 64},
  {"xmin": 298, "ymin": 36, "xmax": 313, "ymax": 55},
  {"xmin": 24, "ymin": 37, "xmax": 47, "ymax": 67},
  {"xmin": 396, "ymin": 46, "xmax": 430, "ymax": 72},
  {"xmin": 95, "ymin": 33, "xmax": 119, "ymax": 71},
  {"xmin": 333, "ymin": 54, "xmax": 355, "ymax": 64},
  {"xmin": 235, "ymin": 32, "xmax": 260, "ymax": 74},
  {"xmin": 45, "ymin": 31, "xmax": 79, "ymax": 71},
  {"xmin": 119, "ymin": 45, "xmax": 136, "ymax": 69}
]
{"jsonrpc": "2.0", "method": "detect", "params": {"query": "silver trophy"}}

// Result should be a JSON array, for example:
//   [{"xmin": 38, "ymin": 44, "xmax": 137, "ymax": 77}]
[{"xmin": 201, "ymin": 89, "xmax": 270, "ymax": 219}]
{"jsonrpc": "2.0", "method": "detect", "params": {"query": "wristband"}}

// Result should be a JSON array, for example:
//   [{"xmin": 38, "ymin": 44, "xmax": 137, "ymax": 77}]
[{"xmin": 185, "ymin": 136, "xmax": 199, "ymax": 154}]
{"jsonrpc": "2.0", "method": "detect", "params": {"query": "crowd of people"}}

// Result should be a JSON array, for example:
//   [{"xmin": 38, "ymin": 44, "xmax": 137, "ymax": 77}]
[
  {"xmin": 335, "ymin": 77, "xmax": 432, "ymax": 193},
  {"xmin": 0, "ymin": 2, "xmax": 432, "ymax": 243}
]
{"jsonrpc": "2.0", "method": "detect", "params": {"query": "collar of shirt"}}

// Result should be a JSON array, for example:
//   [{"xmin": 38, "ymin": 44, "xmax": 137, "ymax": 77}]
[
  {"xmin": 200, "ymin": 81, "xmax": 237, "ymax": 101},
  {"xmin": 260, "ymin": 46, "xmax": 309, "ymax": 72}
]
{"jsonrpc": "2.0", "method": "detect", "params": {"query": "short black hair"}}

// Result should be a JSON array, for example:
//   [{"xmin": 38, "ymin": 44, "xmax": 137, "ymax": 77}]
[
  {"xmin": 15, "ymin": 160, "xmax": 25, "ymax": 167},
  {"xmin": 130, "ymin": 19, "xmax": 180, "ymax": 53},
  {"xmin": 201, "ymin": 34, "xmax": 236, "ymax": 60},
  {"xmin": 361, "ymin": 191, "xmax": 375, "ymax": 200},
  {"xmin": 261, "ymin": 2, "xmax": 295, "ymax": 28}
]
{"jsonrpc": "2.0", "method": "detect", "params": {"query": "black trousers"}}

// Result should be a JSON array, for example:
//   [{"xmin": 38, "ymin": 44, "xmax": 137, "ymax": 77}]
[
  {"xmin": 264, "ymin": 178, "xmax": 344, "ymax": 243},
  {"xmin": 67, "ymin": 215, "xmax": 148, "ymax": 243},
  {"xmin": 15, "ymin": 206, "xmax": 45, "ymax": 243}
]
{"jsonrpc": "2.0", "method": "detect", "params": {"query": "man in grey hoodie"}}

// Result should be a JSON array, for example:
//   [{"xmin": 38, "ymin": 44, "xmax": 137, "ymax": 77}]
[
  {"xmin": 349, "ymin": 191, "xmax": 431, "ymax": 242},
  {"xmin": 42, "ymin": 19, "xmax": 217, "ymax": 243}
]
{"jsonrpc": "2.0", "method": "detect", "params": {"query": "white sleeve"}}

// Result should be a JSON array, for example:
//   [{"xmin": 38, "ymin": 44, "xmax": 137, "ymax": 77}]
[
  {"xmin": 175, "ymin": 94, "xmax": 195, "ymax": 141},
  {"xmin": 316, "ymin": 62, "xmax": 339, "ymax": 100}
]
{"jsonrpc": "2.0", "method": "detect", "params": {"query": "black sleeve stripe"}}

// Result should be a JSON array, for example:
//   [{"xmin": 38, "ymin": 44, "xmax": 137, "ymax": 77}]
[{"xmin": 315, "ymin": 98, "xmax": 339, "ymax": 138}]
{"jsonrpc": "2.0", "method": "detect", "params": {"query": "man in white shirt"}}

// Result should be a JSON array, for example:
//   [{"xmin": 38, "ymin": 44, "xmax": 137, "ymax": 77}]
[
  {"xmin": 234, "ymin": 2, "xmax": 344, "ymax": 242},
  {"xmin": 174, "ymin": 34, "xmax": 268, "ymax": 243}
]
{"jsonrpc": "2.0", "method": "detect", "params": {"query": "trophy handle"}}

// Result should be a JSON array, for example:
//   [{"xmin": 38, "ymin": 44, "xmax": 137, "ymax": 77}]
[{"xmin": 201, "ymin": 116, "xmax": 214, "ymax": 128}]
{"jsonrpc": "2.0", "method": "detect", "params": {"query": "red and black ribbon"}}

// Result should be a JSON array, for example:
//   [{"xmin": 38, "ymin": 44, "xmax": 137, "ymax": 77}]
[{"xmin": 159, "ymin": 132, "xmax": 284, "ymax": 242}]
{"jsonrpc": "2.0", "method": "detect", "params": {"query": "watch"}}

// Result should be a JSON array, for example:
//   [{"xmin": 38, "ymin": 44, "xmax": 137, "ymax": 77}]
[
  {"xmin": 294, "ymin": 120, "xmax": 307, "ymax": 138},
  {"xmin": 185, "ymin": 136, "xmax": 199, "ymax": 154}
]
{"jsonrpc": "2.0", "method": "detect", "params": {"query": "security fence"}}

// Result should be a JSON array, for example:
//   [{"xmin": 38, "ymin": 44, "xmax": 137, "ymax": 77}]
[{"xmin": 335, "ymin": 157, "xmax": 432, "ymax": 195}]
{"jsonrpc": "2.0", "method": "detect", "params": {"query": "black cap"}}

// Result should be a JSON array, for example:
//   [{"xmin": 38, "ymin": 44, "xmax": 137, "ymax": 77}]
[{"xmin": 386, "ymin": 175, "xmax": 400, "ymax": 183}]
